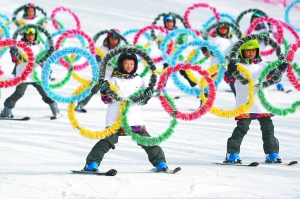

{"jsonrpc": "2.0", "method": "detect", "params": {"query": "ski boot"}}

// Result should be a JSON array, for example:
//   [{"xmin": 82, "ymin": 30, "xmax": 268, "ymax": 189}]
[
  {"xmin": 277, "ymin": 83, "xmax": 284, "ymax": 91},
  {"xmin": 265, "ymin": 152, "xmax": 282, "ymax": 163},
  {"xmin": 83, "ymin": 162, "xmax": 99, "ymax": 172},
  {"xmin": 75, "ymin": 103, "xmax": 87, "ymax": 113},
  {"xmin": 223, "ymin": 153, "xmax": 242, "ymax": 164},
  {"xmin": 0, "ymin": 107, "xmax": 13, "ymax": 118},
  {"xmin": 156, "ymin": 162, "xmax": 169, "ymax": 172},
  {"xmin": 49, "ymin": 103, "xmax": 61, "ymax": 120}
]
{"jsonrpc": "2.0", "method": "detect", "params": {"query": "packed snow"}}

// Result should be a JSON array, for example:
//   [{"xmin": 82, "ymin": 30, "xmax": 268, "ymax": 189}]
[{"xmin": 0, "ymin": 0, "xmax": 300, "ymax": 198}]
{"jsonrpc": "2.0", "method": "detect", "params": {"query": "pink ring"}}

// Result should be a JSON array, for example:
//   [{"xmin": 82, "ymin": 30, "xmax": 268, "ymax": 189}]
[
  {"xmin": 0, "ymin": 39, "xmax": 35, "ymax": 88},
  {"xmin": 247, "ymin": 17, "xmax": 284, "ymax": 56},
  {"xmin": 55, "ymin": 29, "xmax": 95, "ymax": 71},
  {"xmin": 184, "ymin": 3, "xmax": 220, "ymax": 36},
  {"xmin": 157, "ymin": 62, "xmax": 216, "ymax": 121},
  {"xmin": 51, "ymin": 6, "xmax": 81, "ymax": 30},
  {"xmin": 133, "ymin": 25, "xmax": 174, "ymax": 63}
]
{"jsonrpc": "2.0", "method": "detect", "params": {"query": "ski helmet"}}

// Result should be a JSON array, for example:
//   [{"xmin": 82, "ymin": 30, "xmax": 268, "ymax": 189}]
[
  {"xmin": 117, "ymin": 52, "xmax": 138, "ymax": 74},
  {"xmin": 163, "ymin": 14, "xmax": 176, "ymax": 27},
  {"xmin": 23, "ymin": 27, "xmax": 38, "ymax": 42},
  {"xmin": 107, "ymin": 29, "xmax": 121, "ymax": 39},
  {"xmin": 23, "ymin": 3, "xmax": 36, "ymax": 17},
  {"xmin": 239, "ymin": 39, "xmax": 260, "ymax": 58},
  {"xmin": 216, "ymin": 18, "xmax": 230, "ymax": 37},
  {"xmin": 251, "ymin": 12, "xmax": 263, "ymax": 23}
]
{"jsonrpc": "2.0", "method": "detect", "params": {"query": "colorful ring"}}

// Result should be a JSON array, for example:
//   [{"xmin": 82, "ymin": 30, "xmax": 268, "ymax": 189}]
[
  {"xmin": 0, "ymin": 39, "xmax": 35, "ymax": 88},
  {"xmin": 51, "ymin": 6, "xmax": 81, "ymax": 30},
  {"xmin": 41, "ymin": 47, "xmax": 99, "ymax": 103},
  {"xmin": 284, "ymin": 0, "xmax": 300, "ymax": 32}
]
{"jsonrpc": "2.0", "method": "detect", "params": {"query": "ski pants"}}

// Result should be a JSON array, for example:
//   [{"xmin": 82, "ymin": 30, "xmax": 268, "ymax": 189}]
[
  {"xmin": 86, "ymin": 129, "xmax": 166, "ymax": 167},
  {"xmin": 227, "ymin": 117, "xmax": 279, "ymax": 154},
  {"xmin": 4, "ymin": 82, "xmax": 54, "ymax": 108},
  {"xmin": 77, "ymin": 84, "xmax": 100, "ymax": 107}
]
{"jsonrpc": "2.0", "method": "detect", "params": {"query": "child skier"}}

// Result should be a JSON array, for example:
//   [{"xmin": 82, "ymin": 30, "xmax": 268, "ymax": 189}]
[
  {"xmin": 224, "ymin": 39, "xmax": 288, "ymax": 164},
  {"xmin": 0, "ymin": 28, "xmax": 60, "ymax": 120},
  {"xmin": 83, "ymin": 52, "xmax": 168, "ymax": 172},
  {"xmin": 202, "ymin": 19, "xmax": 239, "ymax": 96},
  {"xmin": 158, "ymin": 14, "xmax": 197, "ymax": 89},
  {"xmin": 246, "ymin": 12, "xmax": 286, "ymax": 92},
  {"xmin": 75, "ymin": 29, "xmax": 121, "ymax": 113},
  {"xmin": 21, "ymin": 3, "xmax": 47, "ymax": 27}
]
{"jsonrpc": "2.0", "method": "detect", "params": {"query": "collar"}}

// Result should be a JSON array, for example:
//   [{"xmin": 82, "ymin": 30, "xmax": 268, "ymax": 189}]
[
  {"xmin": 111, "ymin": 70, "xmax": 137, "ymax": 79},
  {"xmin": 255, "ymin": 23, "xmax": 267, "ymax": 31},
  {"xmin": 21, "ymin": 38, "xmax": 39, "ymax": 46},
  {"xmin": 238, "ymin": 57, "xmax": 262, "ymax": 64}
]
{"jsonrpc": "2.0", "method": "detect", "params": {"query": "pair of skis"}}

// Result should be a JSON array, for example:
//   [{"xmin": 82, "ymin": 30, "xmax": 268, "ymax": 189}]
[
  {"xmin": 71, "ymin": 167, "xmax": 181, "ymax": 176},
  {"xmin": 0, "ymin": 115, "xmax": 61, "ymax": 121},
  {"xmin": 212, "ymin": 161, "xmax": 298, "ymax": 167}
]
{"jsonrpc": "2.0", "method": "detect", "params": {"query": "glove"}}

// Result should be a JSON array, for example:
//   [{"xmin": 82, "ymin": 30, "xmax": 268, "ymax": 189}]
[
  {"xmin": 176, "ymin": 34, "xmax": 188, "ymax": 45},
  {"xmin": 144, "ymin": 88, "xmax": 154, "ymax": 98},
  {"xmin": 163, "ymin": 63, "xmax": 169, "ymax": 69},
  {"xmin": 99, "ymin": 79, "xmax": 109, "ymax": 92},
  {"xmin": 201, "ymin": 47, "xmax": 210, "ymax": 58},
  {"xmin": 278, "ymin": 62, "xmax": 289, "ymax": 71},
  {"xmin": 227, "ymin": 62, "xmax": 237, "ymax": 76}
]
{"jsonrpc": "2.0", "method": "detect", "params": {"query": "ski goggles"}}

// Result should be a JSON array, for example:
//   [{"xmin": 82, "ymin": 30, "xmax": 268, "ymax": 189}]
[
  {"xmin": 107, "ymin": 31, "xmax": 119, "ymax": 38},
  {"xmin": 24, "ymin": 28, "xmax": 36, "ymax": 34},
  {"xmin": 25, "ymin": 3, "xmax": 35, "ymax": 7},
  {"xmin": 218, "ymin": 25, "xmax": 229, "ymax": 29}
]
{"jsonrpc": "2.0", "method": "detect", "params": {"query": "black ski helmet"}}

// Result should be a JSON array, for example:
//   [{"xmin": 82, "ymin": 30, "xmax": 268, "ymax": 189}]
[{"xmin": 117, "ymin": 52, "xmax": 138, "ymax": 74}]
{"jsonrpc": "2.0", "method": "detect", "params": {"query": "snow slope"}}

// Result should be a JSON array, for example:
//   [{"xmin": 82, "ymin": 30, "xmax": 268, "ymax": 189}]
[{"xmin": 0, "ymin": 0, "xmax": 300, "ymax": 198}]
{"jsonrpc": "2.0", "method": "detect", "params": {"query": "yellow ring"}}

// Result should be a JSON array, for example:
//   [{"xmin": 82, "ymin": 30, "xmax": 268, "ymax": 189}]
[
  {"xmin": 68, "ymin": 82, "xmax": 124, "ymax": 139},
  {"xmin": 199, "ymin": 63, "xmax": 255, "ymax": 118}
]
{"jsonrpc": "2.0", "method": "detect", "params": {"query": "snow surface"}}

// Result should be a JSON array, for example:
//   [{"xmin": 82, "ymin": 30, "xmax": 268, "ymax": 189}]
[{"xmin": 1, "ymin": 0, "xmax": 300, "ymax": 198}]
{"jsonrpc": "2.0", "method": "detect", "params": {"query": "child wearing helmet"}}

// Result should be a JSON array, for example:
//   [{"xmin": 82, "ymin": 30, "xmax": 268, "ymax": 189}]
[
  {"xmin": 21, "ymin": 3, "xmax": 47, "ymax": 27},
  {"xmin": 0, "ymin": 27, "xmax": 60, "ymax": 120},
  {"xmin": 202, "ymin": 19, "xmax": 239, "ymax": 97},
  {"xmin": 157, "ymin": 14, "xmax": 197, "ymax": 91},
  {"xmin": 224, "ymin": 39, "xmax": 288, "ymax": 164},
  {"xmin": 82, "ymin": 52, "xmax": 169, "ymax": 173},
  {"xmin": 246, "ymin": 12, "xmax": 286, "ymax": 92},
  {"xmin": 75, "ymin": 29, "xmax": 122, "ymax": 113}
]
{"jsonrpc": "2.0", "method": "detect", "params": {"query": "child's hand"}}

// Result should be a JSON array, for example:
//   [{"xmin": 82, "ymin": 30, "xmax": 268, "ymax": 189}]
[
  {"xmin": 227, "ymin": 62, "xmax": 237, "ymax": 75},
  {"xmin": 99, "ymin": 79, "xmax": 109, "ymax": 92},
  {"xmin": 278, "ymin": 62, "xmax": 289, "ymax": 71},
  {"xmin": 144, "ymin": 88, "xmax": 154, "ymax": 98}
]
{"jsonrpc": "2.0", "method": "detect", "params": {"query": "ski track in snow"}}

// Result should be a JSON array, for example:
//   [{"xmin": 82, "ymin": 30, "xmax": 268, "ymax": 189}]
[{"xmin": 1, "ymin": 0, "xmax": 300, "ymax": 198}]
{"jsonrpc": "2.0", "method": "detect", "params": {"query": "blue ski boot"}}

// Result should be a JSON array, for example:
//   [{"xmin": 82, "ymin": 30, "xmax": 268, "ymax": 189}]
[
  {"xmin": 156, "ymin": 162, "xmax": 168, "ymax": 171},
  {"xmin": 83, "ymin": 162, "xmax": 99, "ymax": 172},
  {"xmin": 224, "ymin": 153, "xmax": 242, "ymax": 164},
  {"xmin": 265, "ymin": 153, "xmax": 282, "ymax": 163}
]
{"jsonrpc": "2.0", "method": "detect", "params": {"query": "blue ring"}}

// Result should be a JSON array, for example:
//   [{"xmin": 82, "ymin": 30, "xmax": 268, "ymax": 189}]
[
  {"xmin": 202, "ymin": 13, "xmax": 235, "ymax": 31},
  {"xmin": 41, "ymin": 47, "xmax": 99, "ymax": 103},
  {"xmin": 123, "ymin": 28, "xmax": 152, "ymax": 61},
  {"xmin": 170, "ymin": 39, "xmax": 226, "ymax": 96},
  {"xmin": 160, "ymin": 28, "xmax": 200, "ymax": 65},
  {"xmin": 284, "ymin": 0, "xmax": 300, "ymax": 32},
  {"xmin": 45, "ymin": 29, "xmax": 86, "ymax": 63}
]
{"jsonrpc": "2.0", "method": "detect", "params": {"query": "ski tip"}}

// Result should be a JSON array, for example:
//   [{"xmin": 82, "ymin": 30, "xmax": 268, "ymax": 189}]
[
  {"xmin": 105, "ymin": 169, "xmax": 117, "ymax": 176},
  {"xmin": 22, "ymin": 117, "xmax": 30, "ymax": 120},
  {"xmin": 173, "ymin": 167, "xmax": 181, "ymax": 173},
  {"xmin": 287, "ymin": 161, "xmax": 298, "ymax": 166},
  {"xmin": 248, "ymin": 162, "xmax": 259, "ymax": 166}
]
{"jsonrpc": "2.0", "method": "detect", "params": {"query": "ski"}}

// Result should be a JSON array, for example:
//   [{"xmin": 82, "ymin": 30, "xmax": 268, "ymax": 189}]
[
  {"xmin": 212, "ymin": 162, "xmax": 259, "ymax": 167},
  {"xmin": 50, "ymin": 115, "xmax": 62, "ymax": 120},
  {"xmin": 71, "ymin": 169, "xmax": 117, "ymax": 176},
  {"xmin": 0, "ymin": 116, "xmax": 30, "ymax": 121},
  {"xmin": 150, "ymin": 167, "xmax": 181, "ymax": 174},
  {"xmin": 75, "ymin": 108, "xmax": 87, "ymax": 113},
  {"xmin": 260, "ymin": 161, "xmax": 298, "ymax": 166}
]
